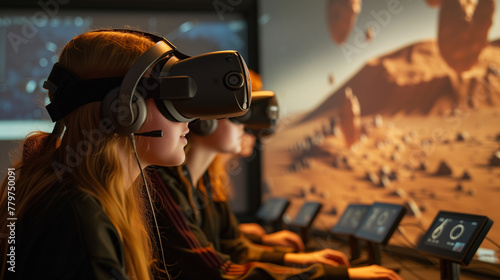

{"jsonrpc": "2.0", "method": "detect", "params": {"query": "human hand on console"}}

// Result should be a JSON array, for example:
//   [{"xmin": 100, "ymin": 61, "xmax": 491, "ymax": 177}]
[
  {"xmin": 283, "ymin": 248, "xmax": 350, "ymax": 267},
  {"xmin": 347, "ymin": 265, "xmax": 402, "ymax": 280},
  {"xmin": 238, "ymin": 223, "xmax": 267, "ymax": 237},
  {"xmin": 261, "ymin": 230, "xmax": 305, "ymax": 251}
]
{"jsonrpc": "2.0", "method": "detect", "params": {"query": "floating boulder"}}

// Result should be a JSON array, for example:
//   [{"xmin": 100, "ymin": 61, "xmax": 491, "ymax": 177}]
[
  {"xmin": 326, "ymin": 0, "xmax": 362, "ymax": 44},
  {"xmin": 365, "ymin": 26, "xmax": 374, "ymax": 42},
  {"xmin": 425, "ymin": 0, "xmax": 441, "ymax": 7},
  {"xmin": 437, "ymin": 0, "xmax": 494, "ymax": 73}
]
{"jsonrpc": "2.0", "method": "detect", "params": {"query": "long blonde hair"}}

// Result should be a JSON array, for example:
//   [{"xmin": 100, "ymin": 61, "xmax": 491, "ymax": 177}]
[{"xmin": 0, "ymin": 31, "xmax": 156, "ymax": 279}]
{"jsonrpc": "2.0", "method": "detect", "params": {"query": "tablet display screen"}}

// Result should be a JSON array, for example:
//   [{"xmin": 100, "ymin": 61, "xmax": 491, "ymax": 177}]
[
  {"xmin": 291, "ymin": 201, "xmax": 322, "ymax": 227},
  {"xmin": 331, "ymin": 204, "xmax": 371, "ymax": 235},
  {"xmin": 416, "ymin": 211, "xmax": 493, "ymax": 265},
  {"xmin": 354, "ymin": 203, "xmax": 406, "ymax": 244},
  {"xmin": 256, "ymin": 198, "xmax": 289, "ymax": 222}
]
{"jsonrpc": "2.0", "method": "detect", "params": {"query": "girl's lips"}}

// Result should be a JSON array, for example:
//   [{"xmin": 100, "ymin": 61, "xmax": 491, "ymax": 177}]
[{"xmin": 180, "ymin": 129, "xmax": 189, "ymax": 144}]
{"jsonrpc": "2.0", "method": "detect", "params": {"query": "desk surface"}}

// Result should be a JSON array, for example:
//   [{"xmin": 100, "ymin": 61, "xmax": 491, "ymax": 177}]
[{"xmin": 305, "ymin": 236, "xmax": 500, "ymax": 280}]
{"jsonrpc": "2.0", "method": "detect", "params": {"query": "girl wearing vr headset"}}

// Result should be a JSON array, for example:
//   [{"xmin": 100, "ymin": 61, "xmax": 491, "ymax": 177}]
[
  {"xmin": 0, "ymin": 30, "xmax": 185, "ymax": 280},
  {"xmin": 149, "ymin": 95, "xmax": 403, "ymax": 279},
  {"xmin": 0, "ymin": 28, "xmax": 250, "ymax": 280}
]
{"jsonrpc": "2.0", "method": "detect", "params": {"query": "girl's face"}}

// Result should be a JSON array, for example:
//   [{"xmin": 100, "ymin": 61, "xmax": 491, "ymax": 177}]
[
  {"xmin": 202, "ymin": 118, "xmax": 245, "ymax": 154},
  {"xmin": 135, "ymin": 99, "xmax": 189, "ymax": 167}
]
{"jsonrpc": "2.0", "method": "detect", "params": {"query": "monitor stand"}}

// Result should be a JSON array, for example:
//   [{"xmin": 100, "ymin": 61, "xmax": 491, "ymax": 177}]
[
  {"xmin": 272, "ymin": 219, "xmax": 285, "ymax": 232},
  {"xmin": 349, "ymin": 236, "xmax": 362, "ymax": 261},
  {"xmin": 367, "ymin": 241, "xmax": 381, "ymax": 265},
  {"xmin": 440, "ymin": 259, "xmax": 460, "ymax": 280},
  {"xmin": 350, "ymin": 241, "xmax": 381, "ymax": 266},
  {"xmin": 299, "ymin": 226, "xmax": 311, "ymax": 245}
]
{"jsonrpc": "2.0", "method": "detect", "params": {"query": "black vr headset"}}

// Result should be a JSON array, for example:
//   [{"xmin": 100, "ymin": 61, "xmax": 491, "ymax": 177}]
[
  {"xmin": 44, "ymin": 29, "xmax": 252, "ymax": 135},
  {"xmin": 190, "ymin": 90, "xmax": 279, "ymax": 137},
  {"xmin": 233, "ymin": 90, "xmax": 279, "ymax": 137}
]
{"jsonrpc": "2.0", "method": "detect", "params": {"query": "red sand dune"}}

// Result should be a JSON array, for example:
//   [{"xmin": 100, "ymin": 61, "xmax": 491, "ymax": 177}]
[{"xmin": 300, "ymin": 39, "xmax": 500, "ymax": 124}]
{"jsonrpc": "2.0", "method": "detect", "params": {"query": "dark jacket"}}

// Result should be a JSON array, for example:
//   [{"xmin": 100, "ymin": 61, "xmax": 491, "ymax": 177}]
[
  {"xmin": 150, "ymin": 165, "xmax": 350, "ymax": 279},
  {"xmin": 4, "ymin": 187, "xmax": 128, "ymax": 280}
]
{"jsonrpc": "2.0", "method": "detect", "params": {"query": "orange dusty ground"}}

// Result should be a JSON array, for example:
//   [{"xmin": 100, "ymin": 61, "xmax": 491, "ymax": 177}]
[{"xmin": 262, "ymin": 108, "xmax": 500, "ymax": 251}]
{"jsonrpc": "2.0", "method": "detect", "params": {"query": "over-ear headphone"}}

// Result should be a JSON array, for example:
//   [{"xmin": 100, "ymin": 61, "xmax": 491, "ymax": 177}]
[
  {"xmin": 44, "ymin": 29, "xmax": 178, "ymax": 135},
  {"xmin": 189, "ymin": 119, "xmax": 218, "ymax": 136},
  {"xmin": 100, "ymin": 36, "xmax": 176, "ymax": 135}
]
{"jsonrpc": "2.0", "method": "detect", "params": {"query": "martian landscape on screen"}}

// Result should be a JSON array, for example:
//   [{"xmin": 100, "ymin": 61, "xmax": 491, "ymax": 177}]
[{"xmin": 261, "ymin": 0, "xmax": 500, "ymax": 252}]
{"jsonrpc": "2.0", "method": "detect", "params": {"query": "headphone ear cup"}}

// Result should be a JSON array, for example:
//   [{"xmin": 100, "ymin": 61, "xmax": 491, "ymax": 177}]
[
  {"xmin": 101, "ymin": 90, "xmax": 147, "ymax": 135},
  {"xmin": 190, "ymin": 120, "xmax": 218, "ymax": 136}
]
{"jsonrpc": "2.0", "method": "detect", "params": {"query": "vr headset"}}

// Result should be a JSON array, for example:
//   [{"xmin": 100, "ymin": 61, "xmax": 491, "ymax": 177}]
[
  {"xmin": 232, "ymin": 90, "xmax": 279, "ymax": 137},
  {"xmin": 190, "ymin": 90, "xmax": 279, "ymax": 137},
  {"xmin": 44, "ymin": 29, "xmax": 252, "ymax": 135}
]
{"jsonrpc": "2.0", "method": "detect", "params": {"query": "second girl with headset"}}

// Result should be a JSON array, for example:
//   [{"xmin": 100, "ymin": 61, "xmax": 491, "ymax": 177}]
[{"xmin": 148, "ymin": 90, "xmax": 404, "ymax": 279}]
